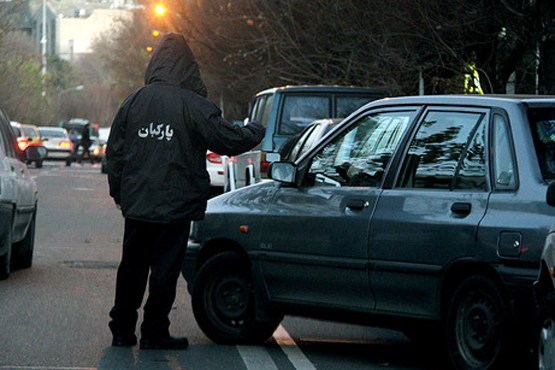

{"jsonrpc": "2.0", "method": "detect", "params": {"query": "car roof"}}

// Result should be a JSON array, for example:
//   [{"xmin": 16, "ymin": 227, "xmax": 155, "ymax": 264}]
[
  {"xmin": 255, "ymin": 85, "xmax": 389, "ymax": 96},
  {"xmin": 368, "ymin": 94, "xmax": 555, "ymax": 108}
]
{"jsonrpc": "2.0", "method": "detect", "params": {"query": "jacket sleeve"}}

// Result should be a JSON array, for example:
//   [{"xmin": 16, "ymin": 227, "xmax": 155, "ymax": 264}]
[
  {"xmin": 106, "ymin": 93, "xmax": 136, "ymax": 204},
  {"xmin": 190, "ymin": 97, "xmax": 265, "ymax": 156}
]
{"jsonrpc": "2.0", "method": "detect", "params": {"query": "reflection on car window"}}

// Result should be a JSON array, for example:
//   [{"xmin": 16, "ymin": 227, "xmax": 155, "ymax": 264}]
[
  {"xmin": 397, "ymin": 111, "xmax": 486, "ymax": 190},
  {"xmin": 528, "ymin": 108, "xmax": 555, "ymax": 181},
  {"xmin": 307, "ymin": 111, "xmax": 415, "ymax": 187},
  {"xmin": 279, "ymin": 95, "xmax": 329, "ymax": 135}
]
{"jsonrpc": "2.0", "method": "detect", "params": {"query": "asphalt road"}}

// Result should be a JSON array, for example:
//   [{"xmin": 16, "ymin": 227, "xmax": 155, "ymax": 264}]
[{"xmin": 0, "ymin": 161, "xmax": 445, "ymax": 370}]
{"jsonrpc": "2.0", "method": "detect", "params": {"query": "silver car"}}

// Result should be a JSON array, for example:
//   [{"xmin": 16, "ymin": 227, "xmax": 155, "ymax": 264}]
[{"xmin": 0, "ymin": 108, "xmax": 46, "ymax": 279}]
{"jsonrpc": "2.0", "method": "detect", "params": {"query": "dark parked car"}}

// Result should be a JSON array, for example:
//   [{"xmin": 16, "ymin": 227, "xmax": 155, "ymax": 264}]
[
  {"xmin": 183, "ymin": 95, "xmax": 555, "ymax": 370},
  {"xmin": 534, "ymin": 181, "xmax": 555, "ymax": 369},
  {"xmin": 0, "ymin": 108, "xmax": 46, "ymax": 279}
]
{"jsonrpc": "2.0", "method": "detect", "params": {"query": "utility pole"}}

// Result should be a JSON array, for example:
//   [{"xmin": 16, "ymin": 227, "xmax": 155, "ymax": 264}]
[{"xmin": 41, "ymin": 0, "xmax": 48, "ymax": 96}]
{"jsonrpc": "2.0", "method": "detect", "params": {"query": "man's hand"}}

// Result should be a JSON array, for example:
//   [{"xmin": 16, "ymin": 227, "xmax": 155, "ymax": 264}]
[{"xmin": 116, "ymin": 203, "xmax": 122, "ymax": 210}]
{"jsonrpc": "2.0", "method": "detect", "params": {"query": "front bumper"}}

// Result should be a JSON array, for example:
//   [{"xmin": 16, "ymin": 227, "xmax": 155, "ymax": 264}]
[{"xmin": 182, "ymin": 241, "xmax": 201, "ymax": 293}]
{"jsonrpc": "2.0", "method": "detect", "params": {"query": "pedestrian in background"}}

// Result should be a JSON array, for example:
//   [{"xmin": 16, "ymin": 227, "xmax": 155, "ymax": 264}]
[
  {"xmin": 76, "ymin": 122, "xmax": 91, "ymax": 163},
  {"xmin": 106, "ymin": 33, "xmax": 264, "ymax": 350}
]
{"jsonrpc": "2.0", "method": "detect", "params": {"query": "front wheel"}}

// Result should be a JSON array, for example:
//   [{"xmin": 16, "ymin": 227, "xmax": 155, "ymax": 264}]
[
  {"xmin": 445, "ymin": 276, "xmax": 512, "ymax": 370},
  {"xmin": 191, "ymin": 252, "xmax": 282, "ymax": 344},
  {"xmin": 537, "ymin": 294, "xmax": 555, "ymax": 370},
  {"xmin": 12, "ymin": 210, "xmax": 36, "ymax": 269}
]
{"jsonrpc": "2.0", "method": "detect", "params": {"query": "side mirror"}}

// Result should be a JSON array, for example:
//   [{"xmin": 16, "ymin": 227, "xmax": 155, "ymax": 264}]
[
  {"xmin": 269, "ymin": 161, "xmax": 296, "ymax": 184},
  {"xmin": 547, "ymin": 181, "xmax": 555, "ymax": 207},
  {"xmin": 25, "ymin": 146, "xmax": 47, "ymax": 161}
]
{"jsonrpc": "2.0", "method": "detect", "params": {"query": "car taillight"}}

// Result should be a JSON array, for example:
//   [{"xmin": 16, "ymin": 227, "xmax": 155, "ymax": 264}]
[
  {"xmin": 207, "ymin": 152, "xmax": 222, "ymax": 164},
  {"xmin": 17, "ymin": 139, "xmax": 28, "ymax": 151}
]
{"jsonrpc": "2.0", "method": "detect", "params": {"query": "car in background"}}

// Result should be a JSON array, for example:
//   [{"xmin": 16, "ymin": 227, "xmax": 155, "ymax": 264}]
[
  {"xmin": 0, "ymin": 108, "xmax": 46, "ymax": 279},
  {"xmin": 183, "ymin": 95, "xmax": 555, "ymax": 370},
  {"xmin": 206, "ymin": 151, "xmax": 225, "ymax": 196},
  {"xmin": 37, "ymin": 126, "xmax": 73, "ymax": 163},
  {"xmin": 10, "ymin": 121, "xmax": 44, "ymax": 168},
  {"xmin": 227, "ymin": 85, "xmax": 388, "ymax": 190}
]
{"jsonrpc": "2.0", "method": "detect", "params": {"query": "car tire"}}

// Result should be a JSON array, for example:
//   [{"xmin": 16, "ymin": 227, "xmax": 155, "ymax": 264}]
[
  {"xmin": 35, "ymin": 159, "xmax": 43, "ymax": 168},
  {"xmin": 537, "ymin": 293, "xmax": 555, "ymax": 370},
  {"xmin": 191, "ymin": 251, "xmax": 282, "ymax": 344},
  {"xmin": 12, "ymin": 210, "xmax": 36, "ymax": 269},
  {"xmin": 445, "ymin": 275, "xmax": 512, "ymax": 370},
  {"xmin": 0, "ymin": 217, "xmax": 13, "ymax": 280}
]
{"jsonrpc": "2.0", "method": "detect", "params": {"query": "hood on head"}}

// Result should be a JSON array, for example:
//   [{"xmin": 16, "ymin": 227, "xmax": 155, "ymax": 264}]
[{"xmin": 144, "ymin": 33, "xmax": 207, "ymax": 97}]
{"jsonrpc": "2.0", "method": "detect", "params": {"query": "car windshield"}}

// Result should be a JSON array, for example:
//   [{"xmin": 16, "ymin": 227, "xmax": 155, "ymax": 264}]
[{"xmin": 22, "ymin": 127, "xmax": 38, "ymax": 138}]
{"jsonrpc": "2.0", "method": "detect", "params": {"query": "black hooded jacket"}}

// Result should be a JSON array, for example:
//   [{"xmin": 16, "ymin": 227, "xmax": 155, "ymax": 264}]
[{"xmin": 106, "ymin": 33, "xmax": 265, "ymax": 223}]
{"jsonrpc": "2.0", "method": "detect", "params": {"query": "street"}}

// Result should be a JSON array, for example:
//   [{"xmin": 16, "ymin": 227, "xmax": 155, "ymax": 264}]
[{"xmin": 0, "ymin": 161, "xmax": 444, "ymax": 370}]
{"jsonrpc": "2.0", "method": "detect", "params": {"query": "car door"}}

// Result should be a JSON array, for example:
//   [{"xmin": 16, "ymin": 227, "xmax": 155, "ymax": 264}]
[
  {"xmin": 368, "ymin": 107, "xmax": 490, "ymax": 317},
  {"xmin": 258, "ymin": 108, "xmax": 417, "ymax": 311}
]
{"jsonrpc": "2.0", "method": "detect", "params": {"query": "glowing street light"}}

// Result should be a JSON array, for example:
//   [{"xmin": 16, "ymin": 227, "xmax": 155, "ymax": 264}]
[{"xmin": 153, "ymin": 4, "xmax": 166, "ymax": 17}]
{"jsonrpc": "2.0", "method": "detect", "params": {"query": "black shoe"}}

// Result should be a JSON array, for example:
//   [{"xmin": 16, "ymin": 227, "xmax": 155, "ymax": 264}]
[
  {"xmin": 112, "ymin": 334, "xmax": 137, "ymax": 347},
  {"xmin": 140, "ymin": 336, "xmax": 189, "ymax": 350}
]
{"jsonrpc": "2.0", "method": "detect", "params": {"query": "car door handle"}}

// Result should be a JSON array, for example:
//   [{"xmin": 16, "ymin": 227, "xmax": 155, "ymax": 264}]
[
  {"xmin": 451, "ymin": 202, "xmax": 471, "ymax": 215},
  {"xmin": 346, "ymin": 200, "xmax": 370, "ymax": 211}
]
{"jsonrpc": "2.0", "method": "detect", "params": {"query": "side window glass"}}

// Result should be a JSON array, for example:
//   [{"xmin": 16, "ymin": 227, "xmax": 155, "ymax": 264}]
[
  {"xmin": 286, "ymin": 124, "xmax": 318, "ymax": 162},
  {"xmin": 279, "ymin": 95, "xmax": 329, "ymax": 135},
  {"xmin": 307, "ymin": 111, "xmax": 414, "ymax": 188},
  {"xmin": 397, "ymin": 111, "xmax": 484, "ymax": 190},
  {"xmin": 528, "ymin": 108, "xmax": 555, "ymax": 181},
  {"xmin": 493, "ymin": 114, "xmax": 517, "ymax": 190},
  {"xmin": 453, "ymin": 120, "xmax": 487, "ymax": 190},
  {"xmin": 260, "ymin": 94, "xmax": 274, "ymax": 128}
]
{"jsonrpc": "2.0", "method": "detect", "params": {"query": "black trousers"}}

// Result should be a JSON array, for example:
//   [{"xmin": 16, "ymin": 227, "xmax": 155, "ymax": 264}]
[{"xmin": 109, "ymin": 218, "xmax": 190, "ymax": 339}]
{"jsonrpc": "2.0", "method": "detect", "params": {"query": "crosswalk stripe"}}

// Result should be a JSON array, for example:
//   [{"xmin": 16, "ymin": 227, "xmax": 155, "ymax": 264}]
[
  {"xmin": 273, "ymin": 325, "xmax": 317, "ymax": 370},
  {"xmin": 237, "ymin": 345, "xmax": 279, "ymax": 370}
]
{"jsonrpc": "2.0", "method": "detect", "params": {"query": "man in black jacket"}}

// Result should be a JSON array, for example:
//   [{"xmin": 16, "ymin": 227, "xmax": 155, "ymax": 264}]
[{"xmin": 106, "ymin": 33, "xmax": 264, "ymax": 350}]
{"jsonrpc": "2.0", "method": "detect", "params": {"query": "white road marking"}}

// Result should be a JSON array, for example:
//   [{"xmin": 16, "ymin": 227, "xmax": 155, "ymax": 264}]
[
  {"xmin": 273, "ymin": 325, "xmax": 317, "ymax": 370},
  {"xmin": 237, "ymin": 345, "xmax": 279, "ymax": 370}
]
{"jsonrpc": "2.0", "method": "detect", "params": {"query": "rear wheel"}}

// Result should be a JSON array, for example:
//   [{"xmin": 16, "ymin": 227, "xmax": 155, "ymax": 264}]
[
  {"xmin": 445, "ymin": 276, "xmax": 512, "ymax": 370},
  {"xmin": 192, "ymin": 252, "xmax": 282, "ymax": 344}
]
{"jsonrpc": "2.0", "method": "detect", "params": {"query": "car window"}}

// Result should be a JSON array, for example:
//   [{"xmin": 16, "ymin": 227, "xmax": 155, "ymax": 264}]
[
  {"xmin": 0, "ymin": 114, "xmax": 17, "ymax": 158},
  {"xmin": 279, "ymin": 95, "xmax": 330, "ymax": 135},
  {"xmin": 528, "ymin": 108, "xmax": 555, "ymax": 181},
  {"xmin": 396, "ymin": 110, "xmax": 485, "ymax": 190},
  {"xmin": 39, "ymin": 129, "xmax": 66, "ymax": 138},
  {"xmin": 287, "ymin": 124, "xmax": 318, "ymax": 162},
  {"xmin": 336, "ymin": 96, "xmax": 374, "ymax": 118},
  {"xmin": 23, "ymin": 126, "xmax": 38, "ymax": 138},
  {"xmin": 492, "ymin": 114, "xmax": 517, "ymax": 189},
  {"xmin": 250, "ymin": 94, "xmax": 273, "ymax": 128},
  {"xmin": 307, "ymin": 110, "xmax": 415, "ymax": 187}
]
